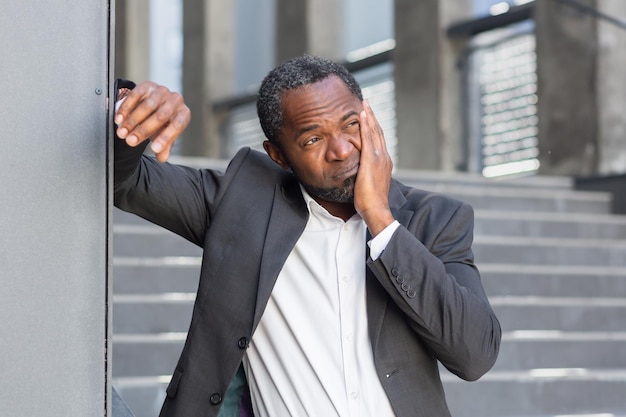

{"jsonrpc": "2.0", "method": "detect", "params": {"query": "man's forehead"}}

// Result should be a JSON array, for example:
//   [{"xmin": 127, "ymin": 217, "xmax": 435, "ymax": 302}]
[{"xmin": 281, "ymin": 77, "xmax": 355, "ymax": 107}]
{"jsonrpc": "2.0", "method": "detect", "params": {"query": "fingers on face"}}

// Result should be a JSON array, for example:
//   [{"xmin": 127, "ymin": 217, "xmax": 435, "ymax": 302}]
[{"xmin": 360, "ymin": 100, "xmax": 385, "ymax": 151}]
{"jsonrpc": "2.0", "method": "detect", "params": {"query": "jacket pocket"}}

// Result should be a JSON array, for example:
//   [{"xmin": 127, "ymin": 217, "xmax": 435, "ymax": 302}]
[{"xmin": 166, "ymin": 366, "xmax": 184, "ymax": 398}]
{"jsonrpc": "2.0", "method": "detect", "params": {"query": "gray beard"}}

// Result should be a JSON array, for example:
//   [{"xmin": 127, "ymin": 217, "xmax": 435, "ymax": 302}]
[{"xmin": 299, "ymin": 175, "xmax": 356, "ymax": 204}]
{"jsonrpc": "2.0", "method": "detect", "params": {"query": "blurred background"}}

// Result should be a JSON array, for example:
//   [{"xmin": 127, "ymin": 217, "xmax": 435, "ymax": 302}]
[
  {"xmin": 114, "ymin": 0, "xmax": 626, "ymax": 181},
  {"xmin": 111, "ymin": 1, "xmax": 626, "ymax": 416}
]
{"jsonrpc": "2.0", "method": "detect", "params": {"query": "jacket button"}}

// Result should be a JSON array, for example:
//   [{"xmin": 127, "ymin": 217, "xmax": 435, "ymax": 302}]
[
  {"xmin": 210, "ymin": 393, "xmax": 222, "ymax": 405},
  {"xmin": 238, "ymin": 337, "xmax": 249, "ymax": 349},
  {"xmin": 395, "ymin": 275, "xmax": 405, "ymax": 284},
  {"xmin": 401, "ymin": 283, "xmax": 410, "ymax": 291},
  {"xmin": 391, "ymin": 268, "xmax": 400, "ymax": 277},
  {"xmin": 407, "ymin": 289, "xmax": 416, "ymax": 299}
]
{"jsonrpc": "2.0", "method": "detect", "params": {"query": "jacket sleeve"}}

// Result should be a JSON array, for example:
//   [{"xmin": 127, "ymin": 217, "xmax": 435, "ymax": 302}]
[
  {"xmin": 113, "ymin": 123, "xmax": 250, "ymax": 248},
  {"xmin": 367, "ymin": 200, "xmax": 501, "ymax": 381},
  {"xmin": 113, "ymin": 143, "xmax": 209, "ymax": 246}
]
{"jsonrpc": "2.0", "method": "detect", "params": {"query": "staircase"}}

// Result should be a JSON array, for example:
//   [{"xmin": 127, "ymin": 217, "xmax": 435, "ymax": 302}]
[{"xmin": 112, "ymin": 161, "xmax": 626, "ymax": 417}]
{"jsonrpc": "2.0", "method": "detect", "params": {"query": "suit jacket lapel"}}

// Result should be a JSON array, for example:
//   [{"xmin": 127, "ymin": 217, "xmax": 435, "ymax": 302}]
[{"xmin": 253, "ymin": 177, "xmax": 308, "ymax": 328}]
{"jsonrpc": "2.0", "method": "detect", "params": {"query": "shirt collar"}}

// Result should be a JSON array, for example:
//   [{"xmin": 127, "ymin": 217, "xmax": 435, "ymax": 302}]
[{"xmin": 299, "ymin": 185, "xmax": 362, "ymax": 224}]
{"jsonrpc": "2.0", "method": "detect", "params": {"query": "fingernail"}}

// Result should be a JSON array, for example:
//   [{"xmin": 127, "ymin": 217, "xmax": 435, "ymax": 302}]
[
  {"xmin": 115, "ymin": 114, "xmax": 123, "ymax": 125},
  {"xmin": 117, "ymin": 128, "xmax": 128, "ymax": 138},
  {"xmin": 126, "ymin": 135, "xmax": 137, "ymax": 146},
  {"xmin": 151, "ymin": 142, "xmax": 163, "ymax": 153}
]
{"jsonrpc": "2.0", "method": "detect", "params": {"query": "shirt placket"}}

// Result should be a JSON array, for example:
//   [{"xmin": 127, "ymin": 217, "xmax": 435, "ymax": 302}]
[{"xmin": 335, "ymin": 219, "xmax": 364, "ymax": 417}]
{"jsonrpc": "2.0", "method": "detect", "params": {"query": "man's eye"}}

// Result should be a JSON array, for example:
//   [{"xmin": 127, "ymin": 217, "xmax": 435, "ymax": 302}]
[
  {"xmin": 304, "ymin": 137, "xmax": 320, "ymax": 146},
  {"xmin": 346, "ymin": 121, "xmax": 360, "ymax": 130}
]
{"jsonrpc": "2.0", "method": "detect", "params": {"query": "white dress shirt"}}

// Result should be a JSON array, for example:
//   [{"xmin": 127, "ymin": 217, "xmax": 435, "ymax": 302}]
[{"xmin": 243, "ymin": 188, "xmax": 399, "ymax": 417}]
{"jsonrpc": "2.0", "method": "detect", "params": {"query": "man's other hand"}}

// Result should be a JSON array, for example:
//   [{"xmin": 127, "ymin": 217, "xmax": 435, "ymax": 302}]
[{"xmin": 115, "ymin": 81, "xmax": 191, "ymax": 162}]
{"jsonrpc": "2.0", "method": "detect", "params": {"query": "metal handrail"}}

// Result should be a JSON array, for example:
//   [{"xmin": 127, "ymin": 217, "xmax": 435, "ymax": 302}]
[
  {"xmin": 212, "ymin": 49, "xmax": 394, "ymax": 112},
  {"xmin": 447, "ymin": 2, "xmax": 534, "ymax": 37},
  {"xmin": 558, "ymin": 0, "xmax": 626, "ymax": 30}
]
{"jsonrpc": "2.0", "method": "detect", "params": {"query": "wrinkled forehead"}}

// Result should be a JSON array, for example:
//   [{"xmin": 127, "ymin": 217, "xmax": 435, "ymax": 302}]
[
  {"xmin": 280, "ymin": 75, "xmax": 355, "ymax": 110},
  {"xmin": 277, "ymin": 77, "xmax": 362, "ymax": 141}
]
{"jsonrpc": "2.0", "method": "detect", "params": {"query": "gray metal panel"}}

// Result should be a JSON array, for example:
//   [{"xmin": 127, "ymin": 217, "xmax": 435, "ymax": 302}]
[{"xmin": 0, "ymin": 1, "xmax": 111, "ymax": 416}]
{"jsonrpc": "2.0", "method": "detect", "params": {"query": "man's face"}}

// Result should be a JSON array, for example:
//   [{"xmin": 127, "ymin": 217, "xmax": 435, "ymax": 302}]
[{"xmin": 265, "ymin": 75, "xmax": 363, "ymax": 206}]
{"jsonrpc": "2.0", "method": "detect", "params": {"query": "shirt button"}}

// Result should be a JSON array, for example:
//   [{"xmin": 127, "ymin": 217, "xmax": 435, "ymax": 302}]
[
  {"xmin": 346, "ymin": 332, "xmax": 354, "ymax": 341},
  {"xmin": 350, "ymin": 392, "xmax": 359, "ymax": 400},
  {"xmin": 342, "ymin": 275, "xmax": 350, "ymax": 282},
  {"xmin": 210, "ymin": 393, "xmax": 222, "ymax": 405}
]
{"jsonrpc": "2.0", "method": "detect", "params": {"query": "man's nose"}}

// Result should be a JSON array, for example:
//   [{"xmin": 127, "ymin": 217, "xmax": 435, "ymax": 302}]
[{"xmin": 326, "ymin": 134, "xmax": 357, "ymax": 161}]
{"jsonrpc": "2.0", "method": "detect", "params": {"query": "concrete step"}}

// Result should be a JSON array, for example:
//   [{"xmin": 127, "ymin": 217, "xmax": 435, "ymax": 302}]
[
  {"xmin": 405, "ymin": 183, "xmax": 612, "ymax": 213},
  {"xmin": 112, "ymin": 334, "xmax": 184, "ymax": 377},
  {"xmin": 474, "ymin": 209, "xmax": 626, "ymax": 239},
  {"xmin": 115, "ymin": 260, "xmax": 626, "ymax": 298},
  {"xmin": 118, "ymin": 261, "xmax": 626, "ymax": 299},
  {"xmin": 491, "ymin": 296, "xmax": 626, "ymax": 332},
  {"xmin": 112, "ymin": 212, "xmax": 626, "ymax": 260},
  {"xmin": 114, "ymin": 207, "xmax": 154, "ymax": 225},
  {"xmin": 113, "ymin": 209, "xmax": 626, "ymax": 249},
  {"xmin": 393, "ymin": 170, "xmax": 575, "ymax": 190},
  {"xmin": 113, "ymin": 225, "xmax": 202, "ymax": 257},
  {"xmin": 481, "ymin": 264, "xmax": 626, "ymax": 298},
  {"xmin": 111, "ymin": 331, "xmax": 626, "ymax": 377},
  {"xmin": 474, "ymin": 236, "xmax": 626, "ymax": 266},
  {"xmin": 111, "ymin": 291, "xmax": 626, "ymax": 335},
  {"xmin": 112, "ymin": 373, "xmax": 171, "ymax": 417},
  {"xmin": 112, "ymin": 294, "xmax": 194, "ymax": 334},
  {"xmin": 492, "ymin": 331, "xmax": 626, "ymax": 371},
  {"xmin": 111, "ymin": 370, "xmax": 626, "ymax": 417},
  {"xmin": 110, "ymin": 380, "xmax": 168, "ymax": 417},
  {"xmin": 112, "ymin": 295, "xmax": 626, "ymax": 334},
  {"xmin": 441, "ymin": 368, "xmax": 626, "ymax": 417},
  {"xmin": 113, "ymin": 263, "xmax": 200, "ymax": 294}
]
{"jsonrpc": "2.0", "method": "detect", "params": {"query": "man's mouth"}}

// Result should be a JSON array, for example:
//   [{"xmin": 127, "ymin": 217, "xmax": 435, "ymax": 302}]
[{"xmin": 333, "ymin": 163, "xmax": 359, "ymax": 181}]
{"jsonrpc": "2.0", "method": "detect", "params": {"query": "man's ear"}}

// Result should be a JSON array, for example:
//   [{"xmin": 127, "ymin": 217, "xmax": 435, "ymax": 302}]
[{"xmin": 263, "ymin": 140, "xmax": 290, "ymax": 170}]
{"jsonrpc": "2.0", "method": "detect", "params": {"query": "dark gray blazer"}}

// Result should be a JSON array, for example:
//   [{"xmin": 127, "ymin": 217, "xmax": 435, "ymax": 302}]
[{"xmin": 114, "ymin": 143, "xmax": 501, "ymax": 417}]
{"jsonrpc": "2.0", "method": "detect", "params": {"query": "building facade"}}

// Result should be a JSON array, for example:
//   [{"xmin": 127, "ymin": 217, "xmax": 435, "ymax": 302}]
[{"xmin": 115, "ymin": 0, "xmax": 626, "ymax": 178}]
